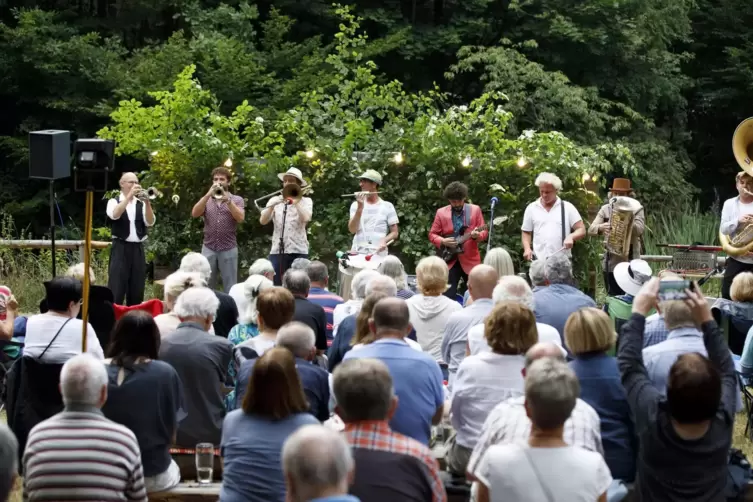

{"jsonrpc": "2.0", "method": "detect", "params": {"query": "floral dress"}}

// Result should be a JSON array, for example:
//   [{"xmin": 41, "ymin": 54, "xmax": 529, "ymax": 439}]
[{"xmin": 225, "ymin": 323, "xmax": 259, "ymax": 410}]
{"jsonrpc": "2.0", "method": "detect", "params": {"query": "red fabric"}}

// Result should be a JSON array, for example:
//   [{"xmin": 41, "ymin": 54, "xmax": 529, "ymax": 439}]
[
  {"xmin": 428, "ymin": 204, "xmax": 488, "ymax": 274},
  {"xmin": 112, "ymin": 299, "xmax": 164, "ymax": 320}
]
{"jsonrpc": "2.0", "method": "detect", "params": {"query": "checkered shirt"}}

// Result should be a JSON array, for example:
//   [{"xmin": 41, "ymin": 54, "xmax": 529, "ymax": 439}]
[
  {"xmin": 345, "ymin": 421, "xmax": 447, "ymax": 502},
  {"xmin": 643, "ymin": 312, "xmax": 669, "ymax": 348},
  {"xmin": 203, "ymin": 194, "xmax": 245, "ymax": 252},
  {"xmin": 466, "ymin": 395, "xmax": 603, "ymax": 479}
]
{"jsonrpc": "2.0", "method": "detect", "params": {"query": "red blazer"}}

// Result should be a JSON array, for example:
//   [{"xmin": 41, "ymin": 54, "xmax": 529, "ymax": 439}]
[{"xmin": 429, "ymin": 204, "xmax": 488, "ymax": 274}]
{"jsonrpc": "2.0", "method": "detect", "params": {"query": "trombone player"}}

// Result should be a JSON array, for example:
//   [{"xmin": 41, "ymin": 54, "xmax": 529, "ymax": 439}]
[
  {"xmin": 106, "ymin": 172, "xmax": 156, "ymax": 305},
  {"xmin": 259, "ymin": 167, "xmax": 313, "ymax": 285},
  {"xmin": 191, "ymin": 166, "xmax": 245, "ymax": 292}
]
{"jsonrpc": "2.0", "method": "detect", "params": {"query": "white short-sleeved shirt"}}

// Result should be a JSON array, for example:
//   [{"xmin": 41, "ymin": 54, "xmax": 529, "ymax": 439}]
[
  {"xmin": 521, "ymin": 197, "xmax": 582, "ymax": 260},
  {"xmin": 476, "ymin": 444, "xmax": 612, "ymax": 502},
  {"xmin": 349, "ymin": 199, "xmax": 399, "ymax": 253},
  {"xmin": 267, "ymin": 196, "xmax": 312, "ymax": 255},
  {"xmin": 24, "ymin": 313, "xmax": 103, "ymax": 363},
  {"xmin": 106, "ymin": 193, "xmax": 155, "ymax": 243},
  {"xmin": 720, "ymin": 197, "xmax": 753, "ymax": 264}
]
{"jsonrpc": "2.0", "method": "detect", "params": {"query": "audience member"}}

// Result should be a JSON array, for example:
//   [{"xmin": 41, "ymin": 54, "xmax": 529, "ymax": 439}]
[
  {"xmin": 448, "ymin": 301, "xmax": 535, "ymax": 476},
  {"xmin": 619, "ymin": 278, "xmax": 735, "ymax": 500},
  {"xmin": 329, "ymin": 292, "xmax": 387, "ymax": 370},
  {"xmin": 0, "ymin": 288, "xmax": 20, "ymax": 360},
  {"xmin": 528, "ymin": 259, "xmax": 547, "ymax": 289},
  {"xmin": 23, "ymin": 354, "xmax": 147, "ymax": 501},
  {"xmin": 566, "ymin": 307, "xmax": 636, "ymax": 484},
  {"xmin": 179, "ymin": 252, "xmax": 238, "ymax": 338},
  {"xmin": 221, "ymin": 348, "xmax": 319, "ymax": 502},
  {"xmin": 284, "ymin": 270, "xmax": 328, "ymax": 353},
  {"xmin": 365, "ymin": 274, "xmax": 398, "ymax": 297},
  {"xmin": 378, "ymin": 255, "xmax": 415, "ymax": 299},
  {"xmin": 102, "ymin": 311, "xmax": 185, "ymax": 493},
  {"xmin": 333, "ymin": 269, "xmax": 380, "ymax": 337},
  {"xmin": 333, "ymin": 359, "xmax": 446, "ymax": 502},
  {"xmin": 291, "ymin": 258, "xmax": 312, "ymax": 270},
  {"xmin": 306, "ymin": 261, "xmax": 344, "ymax": 341},
  {"xmin": 154, "ymin": 271, "xmax": 208, "ymax": 337},
  {"xmin": 407, "ymin": 256, "xmax": 463, "ymax": 365},
  {"xmin": 159, "ymin": 287, "xmax": 232, "ymax": 449},
  {"xmin": 227, "ymin": 275, "xmax": 274, "ymax": 346},
  {"xmin": 24, "ymin": 276, "xmax": 103, "ymax": 363},
  {"xmin": 351, "ymin": 292, "xmax": 421, "ymax": 352},
  {"xmin": 712, "ymin": 271, "xmax": 753, "ymax": 354},
  {"xmin": 0, "ymin": 424, "xmax": 18, "ymax": 502},
  {"xmin": 642, "ymin": 271, "xmax": 683, "ymax": 348},
  {"xmin": 473, "ymin": 358, "xmax": 612, "ymax": 502},
  {"xmin": 612, "ymin": 259, "xmax": 653, "ymax": 303},
  {"xmin": 442, "ymin": 264, "xmax": 498, "ymax": 386},
  {"xmin": 235, "ymin": 287, "xmax": 295, "ymax": 359},
  {"xmin": 282, "ymin": 424, "xmax": 356, "ymax": 502},
  {"xmin": 343, "ymin": 298, "xmax": 444, "ymax": 445},
  {"xmin": 228, "ymin": 258, "xmax": 275, "ymax": 317},
  {"xmin": 463, "ymin": 248, "xmax": 513, "ymax": 306}
]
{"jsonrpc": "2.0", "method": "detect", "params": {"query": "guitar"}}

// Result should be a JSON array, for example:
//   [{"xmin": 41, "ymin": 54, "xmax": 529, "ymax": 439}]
[{"xmin": 437, "ymin": 224, "xmax": 488, "ymax": 263}]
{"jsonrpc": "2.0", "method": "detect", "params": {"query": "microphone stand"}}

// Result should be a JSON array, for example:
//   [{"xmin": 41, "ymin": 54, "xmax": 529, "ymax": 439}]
[
  {"xmin": 278, "ymin": 201, "xmax": 289, "ymax": 282},
  {"xmin": 487, "ymin": 197, "xmax": 498, "ymax": 248}
]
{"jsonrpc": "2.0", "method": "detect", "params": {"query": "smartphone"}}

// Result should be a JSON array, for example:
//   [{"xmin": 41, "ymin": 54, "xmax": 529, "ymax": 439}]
[{"xmin": 658, "ymin": 280, "xmax": 694, "ymax": 302}]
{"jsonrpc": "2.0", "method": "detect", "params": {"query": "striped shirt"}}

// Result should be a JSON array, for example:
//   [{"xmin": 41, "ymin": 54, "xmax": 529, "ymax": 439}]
[
  {"xmin": 308, "ymin": 287, "xmax": 344, "ymax": 341},
  {"xmin": 23, "ymin": 407, "xmax": 147, "ymax": 501}
]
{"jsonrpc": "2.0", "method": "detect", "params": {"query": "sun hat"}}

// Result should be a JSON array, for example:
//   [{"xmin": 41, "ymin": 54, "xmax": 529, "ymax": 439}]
[
  {"xmin": 613, "ymin": 259, "xmax": 653, "ymax": 297},
  {"xmin": 278, "ymin": 167, "xmax": 307, "ymax": 187},
  {"xmin": 358, "ymin": 169, "xmax": 383, "ymax": 186}
]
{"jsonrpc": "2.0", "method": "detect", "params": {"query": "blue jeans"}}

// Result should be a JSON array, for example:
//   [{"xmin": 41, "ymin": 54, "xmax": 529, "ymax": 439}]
[
  {"xmin": 268, "ymin": 253, "xmax": 309, "ymax": 286},
  {"xmin": 202, "ymin": 245, "xmax": 238, "ymax": 293}
]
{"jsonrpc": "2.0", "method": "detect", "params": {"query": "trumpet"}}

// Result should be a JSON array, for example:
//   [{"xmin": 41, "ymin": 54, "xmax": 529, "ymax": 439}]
[
  {"xmin": 340, "ymin": 191, "xmax": 380, "ymax": 198},
  {"xmin": 135, "ymin": 186, "xmax": 161, "ymax": 201},
  {"xmin": 254, "ymin": 184, "xmax": 312, "ymax": 211},
  {"xmin": 212, "ymin": 184, "xmax": 226, "ymax": 200}
]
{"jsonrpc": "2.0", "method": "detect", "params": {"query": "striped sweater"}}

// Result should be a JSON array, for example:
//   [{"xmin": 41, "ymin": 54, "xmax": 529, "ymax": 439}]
[{"xmin": 23, "ymin": 408, "xmax": 147, "ymax": 501}]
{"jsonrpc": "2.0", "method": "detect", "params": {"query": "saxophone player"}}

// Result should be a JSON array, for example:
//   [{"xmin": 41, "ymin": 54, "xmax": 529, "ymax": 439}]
[
  {"xmin": 588, "ymin": 178, "xmax": 645, "ymax": 296},
  {"xmin": 720, "ymin": 172, "xmax": 753, "ymax": 299}
]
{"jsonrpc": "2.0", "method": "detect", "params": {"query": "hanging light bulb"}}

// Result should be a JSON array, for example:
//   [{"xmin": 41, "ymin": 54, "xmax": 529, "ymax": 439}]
[
  {"xmin": 393, "ymin": 152, "xmax": 404, "ymax": 164},
  {"xmin": 305, "ymin": 149, "xmax": 316, "ymax": 159},
  {"xmin": 150, "ymin": 151, "xmax": 159, "ymax": 158},
  {"xmin": 224, "ymin": 158, "xmax": 233, "ymax": 167},
  {"xmin": 461, "ymin": 156, "xmax": 472, "ymax": 168},
  {"xmin": 582, "ymin": 173, "xmax": 591, "ymax": 183},
  {"xmin": 172, "ymin": 194, "xmax": 180, "ymax": 205},
  {"xmin": 517, "ymin": 156, "xmax": 527, "ymax": 168}
]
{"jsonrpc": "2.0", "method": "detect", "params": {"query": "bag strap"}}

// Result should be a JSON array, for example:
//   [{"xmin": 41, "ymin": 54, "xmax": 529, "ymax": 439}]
[
  {"xmin": 560, "ymin": 199, "xmax": 566, "ymax": 245},
  {"xmin": 521, "ymin": 446, "xmax": 556, "ymax": 502},
  {"xmin": 38, "ymin": 317, "xmax": 74, "ymax": 362}
]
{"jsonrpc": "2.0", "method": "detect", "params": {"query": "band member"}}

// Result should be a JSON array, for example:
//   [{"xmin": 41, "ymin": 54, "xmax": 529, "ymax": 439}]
[
  {"xmin": 191, "ymin": 166, "xmax": 245, "ymax": 292},
  {"xmin": 106, "ymin": 172, "xmax": 155, "ymax": 306},
  {"xmin": 347, "ymin": 170, "xmax": 399, "ymax": 254},
  {"xmin": 720, "ymin": 171, "xmax": 753, "ymax": 299},
  {"xmin": 429, "ymin": 182, "xmax": 488, "ymax": 298},
  {"xmin": 260, "ymin": 167, "xmax": 312, "ymax": 285},
  {"xmin": 521, "ymin": 172, "xmax": 585, "ymax": 261},
  {"xmin": 588, "ymin": 178, "xmax": 645, "ymax": 296}
]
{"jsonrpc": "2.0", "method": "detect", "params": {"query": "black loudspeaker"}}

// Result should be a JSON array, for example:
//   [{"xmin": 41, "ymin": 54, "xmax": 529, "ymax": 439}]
[
  {"xmin": 29, "ymin": 130, "xmax": 72, "ymax": 180},
  {"xmin": 73, "ymin": 139, "xmax": 116, "ymax": 192}
]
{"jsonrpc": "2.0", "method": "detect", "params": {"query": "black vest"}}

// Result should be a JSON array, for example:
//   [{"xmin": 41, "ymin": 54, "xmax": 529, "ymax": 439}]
[{"xmin": 110, "ymin": 197, "xmax": 147, "ymax": 241}]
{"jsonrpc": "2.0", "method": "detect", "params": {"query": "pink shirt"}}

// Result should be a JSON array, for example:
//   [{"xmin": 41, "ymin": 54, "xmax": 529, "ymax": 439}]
[{"xmin": 203, "ymin": 194, "xmax": 245, "ymax": 252}]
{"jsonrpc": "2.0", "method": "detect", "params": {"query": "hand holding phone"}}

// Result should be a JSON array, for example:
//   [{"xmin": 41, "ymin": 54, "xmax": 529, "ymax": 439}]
[{"xmin": 658, "ymin": 280, "xmax": 695, "ymax": 302}]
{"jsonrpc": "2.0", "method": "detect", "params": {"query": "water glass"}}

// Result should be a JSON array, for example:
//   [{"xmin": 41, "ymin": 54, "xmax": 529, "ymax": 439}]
[{"xmin": 195, "ymin": 443, "xmax": 214, "ymax": 484}]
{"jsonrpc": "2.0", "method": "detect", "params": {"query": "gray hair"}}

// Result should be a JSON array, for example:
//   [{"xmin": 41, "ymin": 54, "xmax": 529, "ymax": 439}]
[
  {"xmin": 276, "ymin": 322, "xmax": 316, "ymax": 358},
  {"xmin": 173, "ymin": 287, "xmax": 220, "ymax": 320},
  {"xmin": 534, "ymin": 172, "xmax": 563, "ymax": 191},
  {"xmin": 333, "ymin": 359, "xmax": 394, "ymax": 422},
  {"xmin": 240, "ymin": 275, "xmax": 274, "ymax": 325},
  {"xmin": 529, "ymin": 260, "xmax": 547, "ymax": 287},
  {"xmin": 525, "ymin": 357, "xmax": 579, "ymax": 429},
  {"xmin": 351, "ymin": 269, "xmax": 380, "ymax": 300},
  {"xmin": 65, "ymin": 262, "xmax": 96, "ymax": 284},
  {"xmin": 291, "ymin": 258, "xmax": 311, "ymax": 270},
  {"xmin": 284, "ymin": 269, "xmax": 311, "ymax": 297},
  {"xmin": 493, "ymin": 276, "xmax": 535, "ymax": 310},
  {"xmin": 661, "ymin": 299, "xmax": 695, "ymax": 331},
  {"xmin": 60, "ymin": 353, "xmax": 108, "ymax": 406},
  {"xmin": 0, "ymin": 424, "xmax": 17, "ymax": 501},
  {"xmin": 249, "ymin": 258, "xmax": 275, "ymax": 277},
  {"xmin": 307, "ymin": 261, "xmax": 329, "ymax": 284},
  {"xmin": 484, "ymin": 248, "xmax": 515, "ymax": 277},
  {"xmin": 180, "ymin": 252, "xmax": 212, "ymax": 282},
  {"xmin": 545, "ymin": 254, "xmax": 573, "ymax": 284},
  {"xmin": 282, "ymin": 425, "xmax": 354, "ymax": 502},
  {"xmin": 365, "ymin": 275, "xmax": 398, "ymax": 297},
  {"xmin": 163, "ymin": 271, "xmax": 206, "ymax": 306},
  {"xmin": 377, "ymin": 255, "xmax": 408, "ymax": 290}
]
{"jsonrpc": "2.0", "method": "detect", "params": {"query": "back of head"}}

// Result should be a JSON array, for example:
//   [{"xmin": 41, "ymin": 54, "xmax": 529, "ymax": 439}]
[
  {"xmin": 249, "ymin": 258, "xmax": 275, "ymax": 277},
  {"xmin": 484, "ymin": 301, "xmax": 538, "ymax": 355},
  {"xmin": 240, "ymin": 275, "xmax": 274, "ymax": 325},
  {"xmin": 377, "ymin": 255, "xmax": 408, "ymax": 290},
  {"xmin": 333, "ymin": 358, "xmax": 394, "ymax": 422},
  {"xmin": 731, "ymin": 271, "xmax": 753, "ymax": 303},
  {"xmin": 415, "ymin": 256, "xmax": 449, "ymax": 296},
  {"xmin": 0, "ymin": 424, "xmax": 17, "ymax": 502},
  {"xmin": 529, "ymin": 260, "xmax": 547, "ymax": 287},
  {"xmin": 353, "ymin": 292, "xmax": 389, "ymax": 345},
  {"xmin": 667, "ymin": 352, "xmax": 721, "ymax": 423},
  {"xmin": 65, "ymin": 262, "xmax": 96, "ymax": 284},
  {"xmin": 179, "ymin": 252, "xmax": 212, "ymax": 282},
  {"xmin": 484, "ymin": 248, "xmax": 515, "ymax": 277},
  {"xmin": 306, "ymin": 261, "xmax": 329, "ymax": 285},
  {"xmin": 242, "ymin": 347, "xmax": 309, "ymax": 419},
  {"xmin": 276, "ymin": 322, "xmax": 316, "ymax": 359},
  {"xmin": 372, "ymin": 297, "xmax": 411, "ymax": 336},
  {"xmin": 564, "ymin": 307, "xmax": 615, "ymax": 356},
  {"xmin": 468, "ymin": 264, "xmax": 499, "ymax": 300},
  {"xmin": 163, "ymin": 271, "xmax": 206, "ymax": 304},
  {"xmin": 525, "ymin": 342, "xmax": 566, "ymax": 369},
  {"xmin": 108, "ymin": 310, "xmax": 161, "ymax": 366},
  {"xmin": 45, "ymin": 276, "xmax": 83, "ymax": 312},
  {"xmin": 60, "ymin": 353, "xmax": 108, "ymax": 407},
  {"xmin": 525, "ymin": 357, "xmax": 579, "ymax": 429},
  {"xmin": 351, "ymin": 269, "xmax": 380, "ymax": 300},
  {"xmin": 173, "ymin": 286, "xmax": 220, "ymax": 320},
  {"xmin": 257, "ymin": 287, "xmax": 296, "ymax": 330},
  {"xmin": 545, "ymin": 254, "xmax": 573, "ymax": 285},
  {"xmin": 291, "ymin": 258, "xmax": 311, "ymax": 271},
  {"xmin": 493, "ymin": 276, "xmax": 534, "ymax": 310},
  {"xmin": 284, "ymin": 269, "xmax": 311, "ymax": 297},
  {"xmin": 365, "ymin": 275, "xmax": 398, "ymax": 297}
]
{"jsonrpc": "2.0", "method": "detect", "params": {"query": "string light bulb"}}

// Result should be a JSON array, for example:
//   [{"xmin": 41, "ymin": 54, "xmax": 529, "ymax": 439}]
[
  {"xmin": 582, "ymin": 173, "xmax": 591, "ymax": 183},
  {"xmin": 393, "ymin": 152, "xmax": 404, "ymax": 164},
  {"xmin": 150, "ymin": 151, "xmax": 159, "ymax": 158},
  {"xmin": 224, "ymin": 158, "xmax": 233, "ymax": 167},
  {"xmin": 305, "ymin": 150, "xmax": 316, "ymax": 159},
  {"xmin": 517, "ymin": 156, "xmax": 527, "ymax": 168},
  {"xmin": 461, "ymin": 156, "xmax": 472, "ymax": 168}
]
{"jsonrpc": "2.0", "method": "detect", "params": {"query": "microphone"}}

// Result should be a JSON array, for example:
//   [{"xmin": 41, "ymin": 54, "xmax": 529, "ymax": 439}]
[
  {"xmin": 336, "ymin": 251, "xmax": 350, "ymax": 267},
  {"xmin": 490, "ymin": 197, "xmax": 499, "ymax": 209}
]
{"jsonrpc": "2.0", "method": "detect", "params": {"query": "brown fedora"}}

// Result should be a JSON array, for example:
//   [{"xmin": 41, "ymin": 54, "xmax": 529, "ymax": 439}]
[{"xmin": 610, "ymin": 178, "xmax": 632, "ymax": 193}]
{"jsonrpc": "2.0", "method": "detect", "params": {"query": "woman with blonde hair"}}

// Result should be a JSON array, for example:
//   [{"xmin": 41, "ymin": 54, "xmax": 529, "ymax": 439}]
[
  {"xmin": 566, "ymin": 307, "xmax": 635, "ymax": 485},
  {"xmin": 464, "ymin": 247, "xmax": 515, "ymax": 306},
  {"xmin": 153, "ymin": 271, "xmax": 208, "ymax": 337},
  {"xmin": 407, "ymin": 256, "xmax": 463, "ymax": 364}
]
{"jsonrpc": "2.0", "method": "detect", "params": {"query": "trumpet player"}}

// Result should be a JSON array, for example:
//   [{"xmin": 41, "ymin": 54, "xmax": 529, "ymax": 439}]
[
  {"xmin": 106, "ymin": 172, "xmax": 156, "ymax": 305},
  {"xmin": 259, "ymin": 167, "xmax": 312, "ymax": 285},
  {"xmin": 720, "ymin": 171, "xmax": 753, "ymax": 299},
  {"xmin": 191, "ymin": 166, "xmax": 245, "ymax": 292},
  {"xmin": 347, "ymin": 170, "xmax": 399, "ymax": 254}
]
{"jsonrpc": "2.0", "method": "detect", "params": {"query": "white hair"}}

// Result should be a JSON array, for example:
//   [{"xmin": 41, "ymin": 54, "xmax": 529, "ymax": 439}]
[
  {"xmin": 0, "ymin": 424, "xmax": 17, "ymax": 501},
  {"xmin": 179, "ymin": 252, "xmax": 212, "ymax": 282},
  {"xmin": 173, "ymin": 287, "xmax": 220, "ymax": 320},
  {"xmin": 365, "ymin": 275, "xmax": 398, "ymax": 297},
  {"xmin": 525, "ymin": 357, "xmax": 579, "ymax": 429},
  {"xmin": 534, "ymin": 172, "xmax": 563, "ymax": 191},
  {"xmin": 351, "ymin": 269, "xmax": 380, "ymax": 300},
  {"xmin": 484, "ymin": 248, "xmax": 515, "ymax": 277},
  {"xmin": 545, "ymin": 254, "xmax": 573, "ymax": 284},
  {"xmin": 249, "ymin": 258, "xmax": 275, "ymax": 277},
  {"xmin": 493, "ymin": 276, "xmax": 535, "ymax": 310},
  {"xmin": 65, "ymin": 263, "xmax": 96, "ymax": 284},
  {"xmin": 240, "ymin": 275, "xmax": 274, "ymax": 325},
  {"xmin": 60, "ymin": 353, "xmax": 108, "ymax": 406},
  {"xmin": 163, "ymin": 271, "xmax": 206, "ymax": 306},
  {"xmin": 529, "ymin": 260, "xmax": 547, "ymax": 286},
  {"xmin": 276, "ymin": 322, "xmax": 316, "ymax": 358},
  {"xmin": 378, "ymin": 255, "xmax": 408, "ymax": 290}
]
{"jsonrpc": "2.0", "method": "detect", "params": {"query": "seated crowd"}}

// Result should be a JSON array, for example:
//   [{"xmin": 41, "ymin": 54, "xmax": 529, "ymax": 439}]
[{"xmin": 0, "ymin": 249, "xmax": 746, "ymax": 502}]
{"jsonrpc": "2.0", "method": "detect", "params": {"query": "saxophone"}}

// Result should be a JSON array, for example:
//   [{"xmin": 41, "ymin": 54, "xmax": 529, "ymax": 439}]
[{"xmin": 605, "ymin": 196, "xmax": 644, "ymax": 259}]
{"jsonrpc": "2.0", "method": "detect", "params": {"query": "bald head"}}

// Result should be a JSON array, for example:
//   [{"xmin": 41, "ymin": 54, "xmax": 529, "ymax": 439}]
[
  {"xmin": 468, "ymin": 265, "xmax": 499, "ymax": 300},
  {"xmin": 119, "ymin": 172, "xmax": 139, "ymax": 194},
  {"xmin": 372, "ymin": 297, "xmax": 411, "ymax": 336},
  {"xmin": 525, "ymin": 342, "xmax": 565, "ymax": 368}
]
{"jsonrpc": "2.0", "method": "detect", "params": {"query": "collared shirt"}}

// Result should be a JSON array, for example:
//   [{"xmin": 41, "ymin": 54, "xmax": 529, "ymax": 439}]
[
  {"xmin": 203, "ymin": 194, "xmax": 245, "ymax": 252},
  {"xmin": 533, "ymin": 284, "xmax": 596, "ymax": 339},
  {"xmin": 267, "ymin": 196, "xmax": 312, "ymax": 255},
  {"xmin": 441, "ymin": 298, "xmax": 494, "ymax": 388},
  {"xmin": 721, "ymin": 196, "xmax": 753, "ymax": 264},
  {"xmin": 643, "ymin": 327, "xmax": 707, "ymax": 395},
  {"xmin": 345, "ymin": 421, "xmax": 446, "ymax": 502},
  {"xmin": 308, "ymin": 287, "xmax": 344, "ymax": 341},
  {"xmin": 643, "ymin": 312, "xmax": 669, "ymax": 348},
  {"xmin": 349, "ymin": 199, "xmax": 399, "ymax": 253},
  {"xmin": 106, "ymin": 193, "xmax": 155, "ymax": 242},
  {"xmin": 467, "ymin": 396, "xmax": 603, "ymax": 479},
  {"xmin": 521, "ymin": 197, "xmax": 582, "ymax": 260}
]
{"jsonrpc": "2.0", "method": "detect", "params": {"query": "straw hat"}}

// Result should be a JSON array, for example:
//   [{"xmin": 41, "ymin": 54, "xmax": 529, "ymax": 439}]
[{"xmin": 278, "ymin": 167, "xmax": 307, "ymax": 187}]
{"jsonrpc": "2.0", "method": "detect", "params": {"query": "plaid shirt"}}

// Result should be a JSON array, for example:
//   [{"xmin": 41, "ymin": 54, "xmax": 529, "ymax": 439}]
[
  {"xmin": 203, "ymin": 194, "xmax": 245, "ymax": 252},
  {"xmin": 467, "ymin": 395, "xmax": 603, "ymax": 479},
  {"xmin": 643, "ymin": 312, "xmax": 669, "ymax": 348},
  {"xmin": 345, "ymin": 421, "xmax": 446, "ymax": 502}
]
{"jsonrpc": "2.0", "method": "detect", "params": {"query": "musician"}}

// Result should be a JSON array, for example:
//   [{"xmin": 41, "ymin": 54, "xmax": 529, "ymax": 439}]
[
  {"xmin": 191, "ymin": 166, "xmax": 245, "ymax": 292},
  {"xmin": 521, "ymin": 172, "xmax": 585, "ymax": 261},
  {"xmin": 347, "ymin": 170, "xmax": 399, "ymax": 254},
  {"xmin": 720, "ymin": 171, "xmax": 753, "ymax": 299},
  {"xmin": 588, "ymin": 178, "xmax": 645, "ymax": 296},
  {"xmin": 260, "ymin": 167, "xmax": 312, "ymax": 285},
  {"xmin": 106, "ymin": 172, "xmax": 155, "ymax": 306},
  {"xmin": 429, "ymin": 182, "xmax": 488, "ymax": 299}
]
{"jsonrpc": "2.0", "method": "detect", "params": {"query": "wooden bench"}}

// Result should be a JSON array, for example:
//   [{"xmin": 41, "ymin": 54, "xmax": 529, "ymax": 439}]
[{"xmin": 148, "ymin": 482, "xmax": 221, "ymax": 501}]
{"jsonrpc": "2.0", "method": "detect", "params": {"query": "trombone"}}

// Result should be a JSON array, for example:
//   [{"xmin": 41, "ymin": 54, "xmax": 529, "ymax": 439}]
[
  {"xmin": 340, "ymin": 191, "xmax": 380, "ymax": 198},
  {"xmin": 254, "ymin": 184, "xmax": 312, "ymax": 211}
]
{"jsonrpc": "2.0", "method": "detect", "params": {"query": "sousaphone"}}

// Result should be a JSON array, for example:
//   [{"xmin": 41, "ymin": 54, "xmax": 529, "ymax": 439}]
[{"xmin": 720, "ymin": 118, "xmax": 753, "ymax": 256}]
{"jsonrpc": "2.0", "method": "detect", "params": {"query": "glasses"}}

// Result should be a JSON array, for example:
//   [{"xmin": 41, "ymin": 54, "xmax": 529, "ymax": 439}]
[{"xmin": 195, "ymin": 443, "xmax": 214, "ymax": 484}]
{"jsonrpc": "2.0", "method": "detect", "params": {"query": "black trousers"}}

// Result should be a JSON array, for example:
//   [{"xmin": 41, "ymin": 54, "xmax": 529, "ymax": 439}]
[
  {"xmin": 268, "ymin": 253, "xmax": 309, "ymax": 286},
  {"xmin": 108, "ymin": 239, "xmax": 146, "ymax": 306},
  {"xmin": 445, "ymin": 261, "xmax": 468, "ymax": 300},
  {"xmin": 604, "ymin": 271, "xmax": 625, "ymax": 296},
  {"xmin": 722, "ymin": 257, "xmax": 753, "ymax": 300}
]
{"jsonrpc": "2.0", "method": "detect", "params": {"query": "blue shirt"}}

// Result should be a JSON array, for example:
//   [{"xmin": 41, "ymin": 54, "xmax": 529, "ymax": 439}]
[
  {"xmin": 343, "ymin": 339, "xmax": 444, "ymax": 444},
  {"xmin": 220, "ymin": 411, "xmax": 319, "ymax": 502},
  {"xmin": 643, "ymin": 313, "xmax": 669, "ymax": 348},
  {"xmin": 740, "ymin": 325, "xmax": 753, "ymax": 378},
  {"xmin": 327, "ymin": 314, "xmax": 357, "ymax": 372},
  {"xmin": 642, "ymin": 327, "xmax": 706, "ymax": 395},
  {"xmin": 310, "ymin": 496, "xmax": 360, "ymax": 502},
  {"xmin": 533, "ymin": 284, "xmax": 596, "ymax": 340}
]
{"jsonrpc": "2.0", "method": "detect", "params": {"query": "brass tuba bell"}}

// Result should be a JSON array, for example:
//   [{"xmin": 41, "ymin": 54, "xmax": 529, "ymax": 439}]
[
  {"xmin": 212, "ymin": 184, "xmax": 226, "ymax": 200},
  {"xmin": 720, "ymin": 118, "xmax": 753, "ymax": 256}
]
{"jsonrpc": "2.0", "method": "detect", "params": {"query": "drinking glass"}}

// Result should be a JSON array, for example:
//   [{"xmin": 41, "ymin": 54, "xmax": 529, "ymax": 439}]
[{"xmin": 195, "ymin": 443, "xmax": 214, "ymax": 484}]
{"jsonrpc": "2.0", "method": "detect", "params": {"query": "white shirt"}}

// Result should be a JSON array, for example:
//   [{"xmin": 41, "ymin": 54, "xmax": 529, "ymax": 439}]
[
  {"xmin": 23, "ymin": 313, "xmax": 103, "ymax": 363},
  {"xmin": 332, "ymin": 299, "xmax": 362, "ymax": 338},
  {"xmin": 467, "ymin": 322, "xmax": 565, "ymax": 356},
  {"xmin": 267, "ymin": 196, "xmax": 313, "ymax": 255},
  {"xmin": 521, "ymin": 197, "xmax": 582, "ymax": 260},
  {"xmin": 406, "ymin": 294, "xmax": 463, "ymax": 362},
  {"xmin": 476, "ymin": 444, "xmax": 612, "ymax": 502},
  {"xmin": 720, "ymin": 196, "xmax": 753, "ymax": 264},
  {"xmin": 154, "ymin": 312, "xmax": 214, "ymax": 338},
  {"xmin": 349, "ymin": 199, "xmax": 399, "ymax": 253},
  {"xmin": 106, "ymin": 193, "xmax": 155, "ymax": 242},
  {"xmin": 451, "ymin": 352, "xmax": 525, "ymax": 449},
  {"xmin": 228, "ymin": 283, "xmax": 246, "ymax": 323}
]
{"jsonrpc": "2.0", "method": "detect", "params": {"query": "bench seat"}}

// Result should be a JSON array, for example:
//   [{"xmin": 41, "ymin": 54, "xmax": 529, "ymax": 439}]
[{"xmin": 149, "ymin": 482, "xmax": 221, "ymax": 501}]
